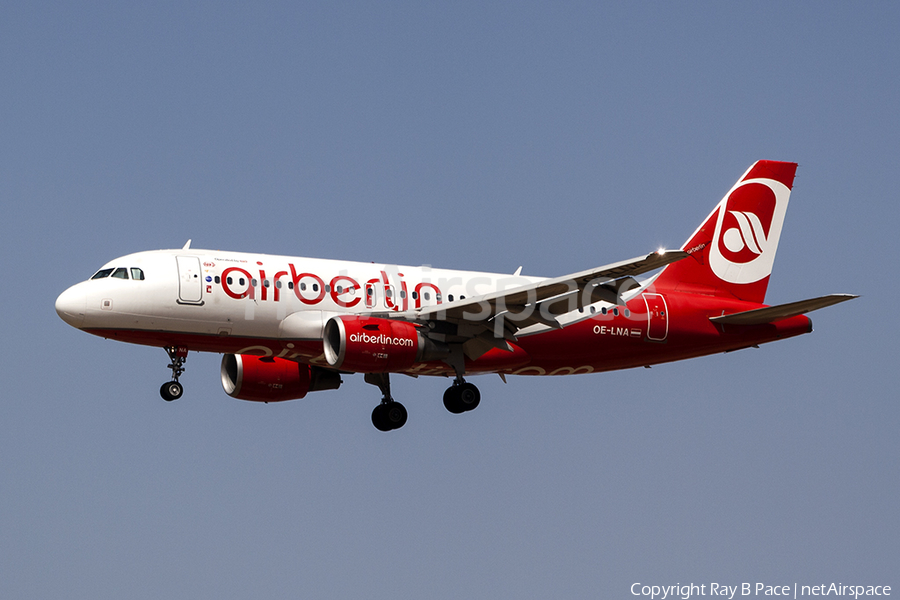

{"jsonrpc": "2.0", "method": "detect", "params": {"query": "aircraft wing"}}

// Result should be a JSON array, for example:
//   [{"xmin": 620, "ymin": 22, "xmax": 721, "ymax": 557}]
[
  {"xmin": 409, "ymin": 250, "xmax": 688, "ymax": 333},
  {"xmin": 709, "ymin": 294, "xmax": 858, "ymax": 326}
]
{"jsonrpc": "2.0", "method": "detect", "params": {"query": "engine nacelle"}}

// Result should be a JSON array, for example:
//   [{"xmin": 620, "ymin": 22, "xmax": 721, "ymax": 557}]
[
  {"xmin": 221, "ymin": 354, "xmax": 341, "ymax": 402},
  {"xmin": 323, "ymin": 315, "xmax": 448, "ymax": 372}
]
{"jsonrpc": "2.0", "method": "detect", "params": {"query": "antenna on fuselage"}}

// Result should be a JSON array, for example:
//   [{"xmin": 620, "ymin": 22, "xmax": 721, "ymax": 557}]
[{"xmin": 182, "ymin": 239, "xmax": 192, "ymax": 250}]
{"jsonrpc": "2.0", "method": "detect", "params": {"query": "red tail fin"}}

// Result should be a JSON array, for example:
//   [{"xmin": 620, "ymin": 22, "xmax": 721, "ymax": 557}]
[{"xmin": 653, "ymin": 160, "xmax": 798, "ymax": 304}]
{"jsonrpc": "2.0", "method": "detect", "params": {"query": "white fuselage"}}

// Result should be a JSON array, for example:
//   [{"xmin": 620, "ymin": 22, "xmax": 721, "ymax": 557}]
[{"xmin": 56, "ymin": 248, "xmax": 541, "ymax": 344}]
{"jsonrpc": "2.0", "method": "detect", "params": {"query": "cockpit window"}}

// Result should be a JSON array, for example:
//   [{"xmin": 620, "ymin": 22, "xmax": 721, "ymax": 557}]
[
  {"xmin": 90, "ymin": 267, "xmax": 145, "ymax": 281},
  {"xmin": 91, "ymin": 268, "xmax": 114, "ymax": 280}
]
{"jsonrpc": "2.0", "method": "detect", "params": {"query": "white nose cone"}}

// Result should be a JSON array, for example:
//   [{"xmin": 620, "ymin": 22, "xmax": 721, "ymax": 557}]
[{"xmin": 56, "ymin": 284, "xmax": 86, "ymax": 328}]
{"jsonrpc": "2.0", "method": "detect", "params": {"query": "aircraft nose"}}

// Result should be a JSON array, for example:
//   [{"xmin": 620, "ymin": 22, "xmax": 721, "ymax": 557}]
[{"xmin": 56, "ymin": 284, "xmax": 86, "ymax": 328}]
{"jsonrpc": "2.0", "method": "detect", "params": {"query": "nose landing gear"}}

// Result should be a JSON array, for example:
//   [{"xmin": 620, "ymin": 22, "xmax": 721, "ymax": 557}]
[{"xmin": 160, "ymin": 346, "xmax": 188, "ymax": 401}]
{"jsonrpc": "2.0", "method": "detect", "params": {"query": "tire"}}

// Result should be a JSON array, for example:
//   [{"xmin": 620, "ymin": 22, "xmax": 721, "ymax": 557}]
[
  {"xmin": 160, "ymin": 381, "xmax": 183, "ymax": 402},
  {"xmin": 443, "ymin": 386, "xmax": 465, "ymax": 414},
  {"xmin": 457, "ymin": 382, "xmax": 480, "ymax": 411},
  {"xmin": 386, "ymin": 402, "xmax": 408, "ymax": 429},
  {"xmin": 372, "ymin": 404, "xmax": 392, "ymax": 432}
]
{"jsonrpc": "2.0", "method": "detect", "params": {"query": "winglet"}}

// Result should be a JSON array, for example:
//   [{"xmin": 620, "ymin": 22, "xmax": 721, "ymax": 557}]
[{"xmin": 182, "ymin": 239, "xmax": 192, "ymax": 250}]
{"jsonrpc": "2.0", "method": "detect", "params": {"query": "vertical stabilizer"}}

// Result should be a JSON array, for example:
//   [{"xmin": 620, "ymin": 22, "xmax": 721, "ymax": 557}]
[{"xmin": 652, "ymin": 160, "xmax": 797, "ymax": 304}]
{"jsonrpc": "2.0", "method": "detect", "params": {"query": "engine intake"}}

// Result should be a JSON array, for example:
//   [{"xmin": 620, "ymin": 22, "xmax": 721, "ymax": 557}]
[
  {"xmin": 221, "ymin": 354, "xmax": 341, "ymax": 402},
  {"xmin": 323, "ymin": 315, "xmax": 448, "ymax": 372}
]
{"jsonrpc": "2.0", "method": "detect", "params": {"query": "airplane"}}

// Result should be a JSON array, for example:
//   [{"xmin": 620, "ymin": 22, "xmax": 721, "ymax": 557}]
[{"xmin": 56, "ymin": 160, "xmax": 856, "ymax": 431}]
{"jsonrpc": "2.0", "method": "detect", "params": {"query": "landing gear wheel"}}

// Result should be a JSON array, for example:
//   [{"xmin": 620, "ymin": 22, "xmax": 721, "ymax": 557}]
[
  {"xmin": 160, "ymin": 381, "xmax": 183, "ymax": 402},
  {"xmin": 457, "ymin": 382, "xmax": 480, "ymax": 411},
  {"xmin": 444, "ymin": 381, "xmax": 481, "ymax": 414},
  {"xmin": 443, "ymin": 385, "xmax": 465, "ymax": 414},
  {"xmin": 372, "ymin": 404, "xmax": 391, "ymax": 431},
  {"xmin": 372, "ymin": 402, "xmax": 407, "ymax": 432},
  {"xmin": 385, "ymin": 402, "xmax": 408, "ymax": 429}
]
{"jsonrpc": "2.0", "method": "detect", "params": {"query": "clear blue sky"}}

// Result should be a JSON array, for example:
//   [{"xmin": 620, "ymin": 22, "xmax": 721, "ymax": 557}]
[{"xmin": 2, "ymin": 2, "xmax": 896, "ymax": 598}]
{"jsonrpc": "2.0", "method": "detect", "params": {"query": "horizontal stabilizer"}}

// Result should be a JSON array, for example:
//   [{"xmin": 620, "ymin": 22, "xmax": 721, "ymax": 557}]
[{"xmin": 710, "ymin": 294, "xmax": 858, "ymax": 326}]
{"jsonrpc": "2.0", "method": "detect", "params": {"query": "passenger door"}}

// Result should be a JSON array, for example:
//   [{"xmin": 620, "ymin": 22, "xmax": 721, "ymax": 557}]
[{"xmin": 176, "ymin": 256, "xmax": 203, "ymax": 304}]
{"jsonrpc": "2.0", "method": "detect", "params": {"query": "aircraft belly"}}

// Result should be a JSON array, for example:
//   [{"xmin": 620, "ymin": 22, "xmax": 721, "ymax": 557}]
[{"xmin": 83, "ymin": 327, "xmax": 325, "ymax": 359}]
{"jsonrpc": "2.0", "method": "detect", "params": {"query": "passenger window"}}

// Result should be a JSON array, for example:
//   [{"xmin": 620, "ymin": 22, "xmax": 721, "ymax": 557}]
[
  {"xmin": 448, "ymin": 295, "xmax": 454, "ymax": 302},
  {"xmin": 131, "ymin": 268, "xmax": 145, "ymax": 280},
  {"xmin": 111, "ymin": 268, "xmax": 129, "ymax": 279},
  {"xmin": 91, "ymin": 268, "xmax": 114, "ymax": 280}
]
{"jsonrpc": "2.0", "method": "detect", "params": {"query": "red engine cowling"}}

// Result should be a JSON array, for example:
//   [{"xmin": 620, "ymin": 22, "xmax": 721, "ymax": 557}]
[
  {"xmin": 323, "ymin": 315, "xmax": 447, "ymax": 372},
  {"xmin": 222, "ymin": 354, "xmax": 342, "ymax": 402},
  {"xmin": 221, "ymin": 354, "xmax": 341, "ymax": 402}
]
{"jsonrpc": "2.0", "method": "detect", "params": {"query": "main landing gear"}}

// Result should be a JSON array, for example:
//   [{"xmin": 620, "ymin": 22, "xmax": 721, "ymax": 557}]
[
  {"xmin": 160, "ymin": 346, "xmax": 187, "ymax": 402},
  {"xmin": 364, "ymin": 372, "xmax": 483, "ymax": 431},
  {"xmin": 442, "ymin": 348, "xmax": 481, "ymax": 415},
  {"xmin": 365, "ymin": 373, "xmax": 408, "ymax": 432}
]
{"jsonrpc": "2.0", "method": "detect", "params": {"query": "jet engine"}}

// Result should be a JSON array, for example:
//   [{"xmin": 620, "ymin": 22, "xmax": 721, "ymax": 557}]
[
  {"xmin": 221, "ymin": 354, "xmax": 341, "ymax": 402},
  {"xmin": 323, "ymin": 315, "xmax": 448, "ymax": 372}
]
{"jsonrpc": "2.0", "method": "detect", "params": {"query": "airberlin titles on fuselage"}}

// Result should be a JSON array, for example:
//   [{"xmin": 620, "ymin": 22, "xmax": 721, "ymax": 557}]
[{"xmin": 216, "ymin": 262, "xmax": 442, "ymax": 311}]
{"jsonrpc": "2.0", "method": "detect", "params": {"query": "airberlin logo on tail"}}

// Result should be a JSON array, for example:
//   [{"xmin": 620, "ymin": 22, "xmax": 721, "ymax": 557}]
[
  {"xmin": 722, "ymin": 210, "xmax": 767, "ymax": 256},
  {"xmin": 709, "ymin": 178, "xmax": 791, "ymax": 284}
]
